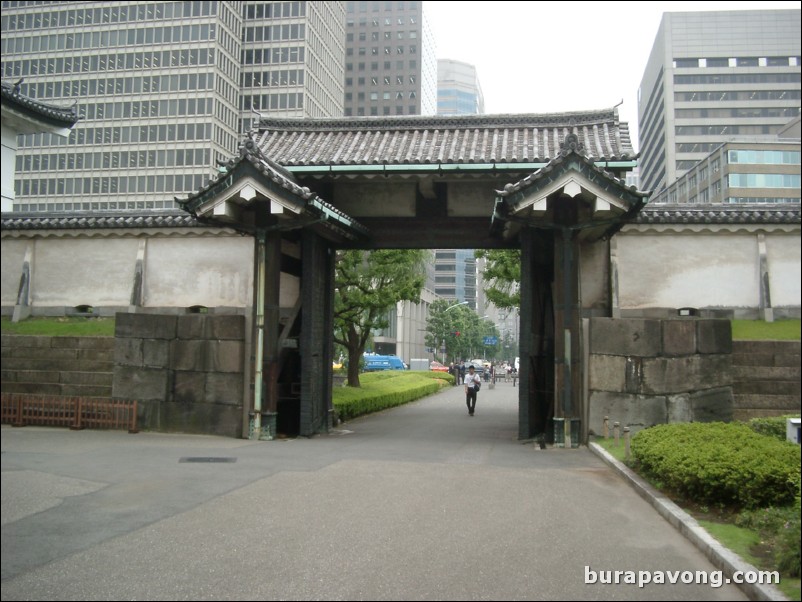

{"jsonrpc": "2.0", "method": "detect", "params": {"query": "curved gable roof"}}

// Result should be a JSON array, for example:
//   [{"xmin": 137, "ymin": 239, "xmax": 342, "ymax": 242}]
[
  {"xmin": 253, "ymin": 107, "xmax": 635, "ymax": 167},
  {"xmin": 1, "ymin": 80, "xmax": 79, "ymax": 132}
]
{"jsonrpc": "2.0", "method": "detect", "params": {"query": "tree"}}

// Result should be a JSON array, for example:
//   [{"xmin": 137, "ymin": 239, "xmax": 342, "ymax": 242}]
[
  {"xmin": 475, "ymin": 249, "xmax": 521, "ymax": 310},
  {"xmin": 334, "ymin": 249, "xmax": 426, "ymax": 387},
  {"xmin": 424, "ymin": 302, "xmax": 500, "ymax": 364}
]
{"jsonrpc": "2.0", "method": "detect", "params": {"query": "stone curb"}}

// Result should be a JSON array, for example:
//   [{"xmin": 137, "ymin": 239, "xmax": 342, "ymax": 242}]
[{"xmin": 588, "ymin": 442, "xmax": 788, "ymax": 601}]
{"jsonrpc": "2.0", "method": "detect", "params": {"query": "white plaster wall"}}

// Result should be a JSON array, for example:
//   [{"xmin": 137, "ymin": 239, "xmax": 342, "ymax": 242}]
[
  {"xmin": 1, "ymin": 125, "xmax": 18, "ymax": 212},
  {"xmin": 143, "ymin": 236, "xmax": 253, "ymax": 308},
  {"xmin": 1, "ymin": 239, "xmax": 27, "ymax": 305},
  {"xmin": 30, "ymin": 237, "xmax": 140, "ymax": 307},
  {"xmin": 279, "ymin": 272, "xmax": 300, "ymax": 308},
  {"xmin": 616, "ymin": 231, "xmax": 760, "ymax": 310},
  {"xmin": 766, "ymin": 232, "xmax": 802, "ymax": 308},
  {"xmin": 579, "ymin": 240, "xmax": 609, "ymax": 310}
]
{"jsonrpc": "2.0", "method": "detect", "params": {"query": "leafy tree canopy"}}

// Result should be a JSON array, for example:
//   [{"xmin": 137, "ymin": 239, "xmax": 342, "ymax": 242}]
[{"xmin": 334, "ymin": 249, "xmax": 426, "ymax": 386}]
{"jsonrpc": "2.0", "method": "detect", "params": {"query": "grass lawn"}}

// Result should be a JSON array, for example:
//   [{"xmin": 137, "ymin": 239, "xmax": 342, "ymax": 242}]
[
  {"xmin": 0, "ymin": 316, "xmax": 115, "ymax": 337},
  {"xmin": 732, "ymin": 318, "xmax": 801, "ymax": 341}
]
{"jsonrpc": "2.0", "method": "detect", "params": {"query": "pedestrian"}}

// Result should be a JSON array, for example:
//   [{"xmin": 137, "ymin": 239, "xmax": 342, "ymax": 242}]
[
  {"xmin": 459, "ymin": 360, "xmax": 466, "ymax": 385},
  {"xmin": 464, "ymin": 364, "xmax": 481, "ymax": 416}
]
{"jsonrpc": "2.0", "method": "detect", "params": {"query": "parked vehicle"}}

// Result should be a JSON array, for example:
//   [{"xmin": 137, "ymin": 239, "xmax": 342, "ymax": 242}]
[
  {"xmin": 468, "ymin": 360, "xmax": 485, "ymax": 376},
  {"xmin": 429, "ymin": 361, "xmax": 449, "ymax": 372},
  {"xmin": 362, "ymin": 353, "xmax": 406, "ymax": 372}
]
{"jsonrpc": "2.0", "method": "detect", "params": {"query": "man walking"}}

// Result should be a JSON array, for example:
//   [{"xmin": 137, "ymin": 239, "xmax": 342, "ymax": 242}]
[{"xmin": 464, "ymin": 364, "xmax": 481, "ymax": 416}]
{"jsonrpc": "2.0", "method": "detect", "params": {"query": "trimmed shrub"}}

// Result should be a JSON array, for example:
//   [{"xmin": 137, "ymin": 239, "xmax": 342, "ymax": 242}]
[
  {"xmin": 747, "ymin": 415, "xmax": 801, "ymax": 443},
  {"xmin": 333, "ymin": 371, "xmax": 452, "ymax": 422},
  {"xmin": 631, "ymin": 422, "xmax": 801, "ymax": 509}
]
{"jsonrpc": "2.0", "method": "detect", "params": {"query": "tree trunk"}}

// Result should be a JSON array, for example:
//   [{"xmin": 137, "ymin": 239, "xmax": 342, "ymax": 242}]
[{"xmin": 346, "ymin": 338, "xmax": 362, "ymax": 387}]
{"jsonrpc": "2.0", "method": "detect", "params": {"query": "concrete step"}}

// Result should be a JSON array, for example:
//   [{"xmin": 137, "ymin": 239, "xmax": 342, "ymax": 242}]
[
  {"xmin": 731, "ymin": 352, "xmax": 802, "ymax": 368},
  {"xmin": 733, "ymin": 381, "xmax": 802, "ymax": 395},
  {"xmin": 733, "ymin": 409, "xmax": 800, "ymax": 422},
  {"xmin": 1, "ymin": 381, "xmax": 112, "ymax": 397},
  {"xmin": 732, "ymin": 365, "xmax": 801, "ymax": 381},
  {"xmin": 733, "ymin": 393, "xmax": 801, "ymax": 411},
  {"xmin": 0, "ymin": 358, "xmax": 114, "ymax": 372},
  {"xmin": 732, "ymin": 340, "xmax": 801, "ymax": 355}
]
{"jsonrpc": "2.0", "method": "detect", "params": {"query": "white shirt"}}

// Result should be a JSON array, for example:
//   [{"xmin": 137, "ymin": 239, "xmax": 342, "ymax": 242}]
[{"xmin": 465, "ymin": 373, "xmax": 481, "ymax": 389}]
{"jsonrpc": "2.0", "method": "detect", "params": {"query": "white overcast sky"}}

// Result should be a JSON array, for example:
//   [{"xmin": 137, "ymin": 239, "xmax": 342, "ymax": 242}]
[{"xmin": 424, "ymin": 1, "xmax": 800, "ymax": 151}]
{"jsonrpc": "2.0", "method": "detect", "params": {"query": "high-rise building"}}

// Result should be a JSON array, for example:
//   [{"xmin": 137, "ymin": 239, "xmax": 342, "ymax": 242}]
[
  {"xmin": 0, "ymin": 1, "xmax": 346, "ymax": 212},
  {"xmin": 637, "ymin": 9, "xmax": 801, "ymax": 194},
  {"xmin": 433, "ymin": 249, "xmax": 477, "ymax": 309},
  {"xmin": 342, "ymin": 0, "xmax": 436, "ymax": 117},
  {"xmin": 437, "ymin": 58, "xmax": 484, "ymax": 116},
  {"xmin": 433, "ymin": 59, "xmax": 484, "ymax": 312}
]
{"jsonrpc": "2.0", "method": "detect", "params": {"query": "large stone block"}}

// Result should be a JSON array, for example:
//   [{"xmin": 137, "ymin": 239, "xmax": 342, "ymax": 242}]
[
  {"xmin": 625, "ymin": 356, "xmax": 642, "ymax": 394},
  {"xmin": 113, "ymin": 365, "xmax": 169, "ymax": 401},
  {"xmin": 61, "ymin": 371, "xmax": 113, "ymax": 386},
  {"xmin": 177, "ymin": 314, "xmax": 206, "ymax": 340},
  {"xmin": 204, "ymin": 372, "xmax": 244, "ymax": 405},
  {"xmin": 588, "ymin": 390, "xmax": 668, "ymax": 435},
  {"xmin": 690, "ymin": 387, "xmax": 733, "ymax": 422},
  {"xmin": 115, "ymin": 313, "xmax": 177, "ymax": 340},
  {"xmin": 173, "ymin": 371, "xmax": 206, "ymax": 404},
  {"xmin": 589, "ymin": 354, "xmax": 627, "ymax": 392},
  {"xmin": 589, "ymin": 318, "xmax": 662, "ymax": 357},
  {"xmin": 641, "ymin": 354, "xmax": 731, "ymax": 394},
  {"xmin": 662, "ymin": 320, "xmax": 696, "ymax": 356},
  {"xmin": 171, "ymin": 340, "xmax": 205, "ymax": 371},
  {"xmin": 667, "ymin": 393, "xmax": 692, "ymax": 423},
  {"xmin": 697, "ymin": 319, "xmax": 732, "ymax": 354},
  {"xmin": 50, "ymin": 337, "xmax": 83, "ymax": 349},
  {"xmin": 1, "ymin": 335, "xmax": 52, "ymax": 348},
  {"xmin": 76, "ymin": 337, "xmax": 115, "ymax": 350},
  {"xmin": 115, "ymin": 338, "xmax": 143, "ymax": 366},
  {"xmin": 159, "ymin": 400, "xmax": 242, "ymax": 437},
  {"xmin": 205, "ymin": 315, "xmax": 246, "ymax": 340},
  {"xmin": 143, "ymin": 339, "xmax": 170, "ymax": 368},
  {"xmin": 205, "ymin": 340, "xmax": 244, "ymax": 373}
]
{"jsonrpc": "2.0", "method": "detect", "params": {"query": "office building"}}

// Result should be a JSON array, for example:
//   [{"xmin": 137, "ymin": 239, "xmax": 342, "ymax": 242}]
[
  {"xmin": 343, "ymin": 0, "xmax": 436, "ymax": 117},
  {"xmin": 637, "ymin": 9, "xmax": 801, "ymax": 194},
  {"xmin": 0, "ymin": 1, "xmax": 346, "ymax": 212},
  {"xmin": 437, "ymin": 58, "xmax": 484, "ymax": 116},
  {"xmin": 650, "ymin": 137, "xmax": 801, "ymax": 205}
]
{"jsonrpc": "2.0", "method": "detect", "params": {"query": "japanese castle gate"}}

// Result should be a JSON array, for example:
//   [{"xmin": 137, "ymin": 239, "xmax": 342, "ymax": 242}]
[{"xmin": 181, "ymin": 109, "xmax": 647, "ymax": 443}]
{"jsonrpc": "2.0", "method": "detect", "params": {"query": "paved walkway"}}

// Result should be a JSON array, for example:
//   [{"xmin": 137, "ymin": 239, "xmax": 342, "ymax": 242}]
[{"xmin": 1, "ymin": 380, "xmax": 746, "ymax": 601}]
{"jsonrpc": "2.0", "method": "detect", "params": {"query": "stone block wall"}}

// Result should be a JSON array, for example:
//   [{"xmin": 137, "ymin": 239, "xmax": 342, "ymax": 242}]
[
  {"xmin": 1, "ymin": 335, "xmax": 114, "ymax": 397},
  {"xmin": 588, "ymin": 317, "xmax": 733, "ymax": 435},
  {"xmin": 113, "ymin": 312, "xmax": 246, "ymax": 437},
  {"xmin": 731, "ymin": 340, "xmax": 801, "ymax": 421}
]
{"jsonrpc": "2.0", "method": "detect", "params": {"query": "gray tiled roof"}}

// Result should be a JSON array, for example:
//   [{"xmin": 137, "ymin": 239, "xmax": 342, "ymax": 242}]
[
  {"xmin": 1, "ymin": 211, "xmax": 201, "ymax": 231},
  {"xmin": 253, "ymin": 108, "xmax": 635, "ymax": 166},
  {"xmin": 179, "ymin": 134, "xmax": 369, "ymax": 240},
  {"xmin": 3, "ymin": 206, "xmax": 798, "ymax": 232},
  {"xmin": 636, "ymin": 206, "xmax": 801, "ymax": 224},
  {"xmin": 497, "ymin": 135, "xmax": 648, "ymax": 200},
  {"xmin": 1, "ymin": 80, "xmax": 79, "ymax": 128},
  {"xmin": 180, "ymin": 136, "xmax": 317, "ymax": 213}
]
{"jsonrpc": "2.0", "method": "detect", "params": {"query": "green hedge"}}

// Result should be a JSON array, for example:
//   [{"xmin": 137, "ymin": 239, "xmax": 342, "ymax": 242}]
[
  {"xmin": 631, "ymin": 422, "xmax": 801, "ymax": 509},
  {"xmin": 747, "ymin": 414, "xmax": 800, "ymax": 442},
  {"xmin": 333, "ymin": 371, "xmax": 453, "ymax": 422}
]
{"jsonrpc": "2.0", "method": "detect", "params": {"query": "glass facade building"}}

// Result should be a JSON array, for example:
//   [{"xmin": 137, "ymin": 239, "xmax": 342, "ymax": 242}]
[
  {"xmin": 342, "ymin": 0, "xmax": 436, "ymax": 117},
  {"xmin": 637, "ymin": 9, "xmax": 801, "ymax": 194},
  {"xmin": 1, "ymin": 1, "xmax": 346, "ymax": 212}
]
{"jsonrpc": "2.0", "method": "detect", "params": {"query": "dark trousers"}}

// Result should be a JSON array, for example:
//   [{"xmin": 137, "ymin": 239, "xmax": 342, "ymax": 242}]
[{"xmin": 466, "ymin": 388, "xmax": 477, "ymax": 414}]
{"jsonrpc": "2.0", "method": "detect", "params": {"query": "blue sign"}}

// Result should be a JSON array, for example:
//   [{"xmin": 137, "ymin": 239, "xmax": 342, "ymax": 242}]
[{"xmin": 483, "ymin": 336, "xmax": 498, "ymax": 345}]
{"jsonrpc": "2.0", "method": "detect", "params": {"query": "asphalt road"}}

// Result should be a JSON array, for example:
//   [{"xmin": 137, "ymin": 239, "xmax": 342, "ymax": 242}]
[{"xmin": 1, "ymin": 379, "xmax": 746, "ymax": 601}]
